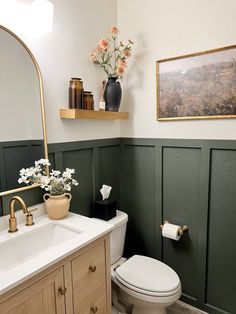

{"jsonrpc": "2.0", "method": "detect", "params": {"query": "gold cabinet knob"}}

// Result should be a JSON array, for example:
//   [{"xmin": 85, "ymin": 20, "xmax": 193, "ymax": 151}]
[
  {"xmin": 90, "ymin": 306, "xmax": 98, "ymax": 313},
  {"xmin": 58, "ymin": 287, "xmax": 67, "ymax": 295},
  {"xmin": 89, "ymin": 265, "xmax": 97, "ymax": 273}
]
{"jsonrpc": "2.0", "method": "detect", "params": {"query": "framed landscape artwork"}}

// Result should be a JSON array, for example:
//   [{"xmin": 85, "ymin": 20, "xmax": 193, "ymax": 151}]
[{"xmin": 156, "ymin": 45, "xmax": 236, "ymax": 120}]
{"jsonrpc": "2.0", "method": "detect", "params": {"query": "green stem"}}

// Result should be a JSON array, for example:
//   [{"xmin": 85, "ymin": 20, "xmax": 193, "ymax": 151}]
[
  {"xmin": 101, "ymin": 53, "xmax": 109, "ymax": 76},
  {"xmin": 113, "ymin": 37, "xmax": 117, "ymax": 74}
]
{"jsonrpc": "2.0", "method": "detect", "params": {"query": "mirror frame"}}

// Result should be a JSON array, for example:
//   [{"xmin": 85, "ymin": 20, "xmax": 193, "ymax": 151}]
[{"xmin": 0, "ymin": 24, "xmax": 48, "ymax": 197}]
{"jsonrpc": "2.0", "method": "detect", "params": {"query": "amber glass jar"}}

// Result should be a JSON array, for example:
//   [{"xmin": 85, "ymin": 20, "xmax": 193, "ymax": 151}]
[
  {"xmin": 83, "ymin": 91, "xmax": 94, "ymax": 110},
  {"xmin": 69, "ymin": 78, "xmax": 84, "ymax": 109}
]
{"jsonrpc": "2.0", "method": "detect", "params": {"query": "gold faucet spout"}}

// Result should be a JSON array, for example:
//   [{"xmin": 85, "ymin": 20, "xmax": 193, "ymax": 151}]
[
  {"xmin": 8, "ymin": 196, "xmax": 31, "ymax": 232},
  {"xmin": 9, "ymin": 196, "xmax": 29, "ymax": 218}
]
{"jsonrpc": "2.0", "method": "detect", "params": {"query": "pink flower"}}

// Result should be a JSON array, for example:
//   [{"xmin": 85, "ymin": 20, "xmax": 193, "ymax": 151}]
[
  {"xmin": 98, "ymin": 38, "xmax": 109, "ymax": 51},
  {"xmin": 89, "ymin": 51, "xmax": 97, "ymax": 62},
  {"xmin": 118, "ymin": 59, "xmax": 126, "ymax": 67},
  {"xmin": 116, "ymin": 66, "xmax": 125, "ymax": 76},
  {"xmin": 96, "ymin": 45, "xmax": 102, "ymax": 53},
  {"xmin": 124, "ymin": 49, "xmax": 131, "ymax": 57},
  {"xmin": 110, "ymin": 26, "xmax": 119, "ymax": 35}
]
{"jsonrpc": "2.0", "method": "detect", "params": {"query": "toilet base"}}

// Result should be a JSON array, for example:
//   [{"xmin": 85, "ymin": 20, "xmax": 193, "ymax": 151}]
[
  {"xmin": 114, "ymin": 278, "xmax": 180, "ymax": 314},
  {"xmin": 118, "ymin": 284, "xmax": 172, "ymax": 314},
  {"xmin": 132, "ymin": 304, "xmax": 167, "ymax": 314}
]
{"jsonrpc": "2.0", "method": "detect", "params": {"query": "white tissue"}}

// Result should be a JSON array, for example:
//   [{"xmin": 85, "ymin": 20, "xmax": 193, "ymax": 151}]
[
  {"xmin": 162, "ymin": 223, "xmax": 181, "ymax": 241},
  {"xmin": 99, "ymin": 101, "xmax": 106, "ymax": 110},
  {"xmin": 100, "ymin": 184, "xmax": 112, "ymax": 200}
]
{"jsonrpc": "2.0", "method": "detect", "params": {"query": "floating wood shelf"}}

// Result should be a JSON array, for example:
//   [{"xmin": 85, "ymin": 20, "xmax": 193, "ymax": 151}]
[{"xmin": 60, "ymin": 109, "xmax": 129, "ymax": 120}]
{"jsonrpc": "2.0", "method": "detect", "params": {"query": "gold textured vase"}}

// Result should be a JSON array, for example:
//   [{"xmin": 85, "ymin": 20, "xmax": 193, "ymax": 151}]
[{"xmin": 43, "ymin": 193, "xmax": 72, "ymax": 220}]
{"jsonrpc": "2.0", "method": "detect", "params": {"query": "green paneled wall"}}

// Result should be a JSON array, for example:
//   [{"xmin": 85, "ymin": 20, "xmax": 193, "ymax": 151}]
[
  {"xmin": 163, "ymin": 147, "xmax": 201, "ymax": 300},
  {"xmin": 1, "ymin": 137, "xmax": 236, "ymax": 314},
  {"xmin": 123, "ymin": 145, "xmax": 156, "ymax": 257},
  {"xmin": 121, "ymin": 138, "xmax": 236, "ymax": 314},
  {"xmin": 0, "ymin": 138, "xmax": 121, "ymax": 217},
  {"xmin": 99, "ymin": 145, "xmax": 121, "ymax": 206},
  {"xmin": 63, "ymin": 148, "xmax": 93, "ymax": 216},
  {"xmin": 0, "ymin": 140, "xmax": 44, "ymax": 192},
  {"xmin": 207, "ymin": 149, "xmax": 236, "ymax": 314},
  {"xmin": 48, "ymin": 138, "xmax": 121, "ymax": 217}
]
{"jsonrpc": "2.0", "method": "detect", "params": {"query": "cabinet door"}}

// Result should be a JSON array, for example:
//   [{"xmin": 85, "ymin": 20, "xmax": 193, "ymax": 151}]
[
  {"xmin": 0, "ymin": 267, "xmax": 66, "ymax": 314},
  {"xmin": 72, "ymin": 241, "xmax": 107, "ymax": 314}
]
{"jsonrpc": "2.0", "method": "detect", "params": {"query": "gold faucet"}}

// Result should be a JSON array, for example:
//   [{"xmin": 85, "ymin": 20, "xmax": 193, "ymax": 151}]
[{"xmin": 8, "ymin": 196, "xmax": 34, "ymax": 233}]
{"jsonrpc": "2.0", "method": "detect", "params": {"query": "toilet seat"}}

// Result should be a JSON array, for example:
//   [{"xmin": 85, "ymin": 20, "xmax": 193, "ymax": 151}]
[{"xmin": 115, "ymin": 255, "xmax": 181, "ymax": 297}]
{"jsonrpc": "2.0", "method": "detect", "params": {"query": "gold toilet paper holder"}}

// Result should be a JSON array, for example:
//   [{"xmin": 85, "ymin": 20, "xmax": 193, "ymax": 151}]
[{"xmin": 160, "ymin": 221, "xmax": 188, "ymax": 236}]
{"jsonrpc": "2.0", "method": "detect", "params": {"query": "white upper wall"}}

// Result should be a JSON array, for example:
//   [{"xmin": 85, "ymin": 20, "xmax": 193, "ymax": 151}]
[
  {"xmin": 118, "ymin": 0, "xmax": 236, "ymax": 139},
  {"xmin": 5, "ymin": 0, "xmax": 236, "ymax": 142},
  {"xmin": 15, "ymin": 0, "xmax": 118, "ymax": 143}
]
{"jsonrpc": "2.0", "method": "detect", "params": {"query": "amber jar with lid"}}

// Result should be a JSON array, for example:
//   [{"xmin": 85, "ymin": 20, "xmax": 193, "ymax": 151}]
[
  {"xmin": 69, "ymin": 78, "xmax": 84, "ymax": 109},
  {"xmin": 83, "ymin": 91, "xmax": 94, "ymax": 110}
]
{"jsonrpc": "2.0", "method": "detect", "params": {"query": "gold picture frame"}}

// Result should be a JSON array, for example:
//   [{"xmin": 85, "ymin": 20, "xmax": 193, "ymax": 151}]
[{"xmin": 156, "ymin": 44, "xmax": 236, "ymax": 121}]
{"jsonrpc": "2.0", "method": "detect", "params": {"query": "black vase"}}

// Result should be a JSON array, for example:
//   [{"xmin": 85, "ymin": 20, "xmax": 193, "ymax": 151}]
[{"xmin": 104, "ymin": 77, "xmax": 122, "ymax": 112}]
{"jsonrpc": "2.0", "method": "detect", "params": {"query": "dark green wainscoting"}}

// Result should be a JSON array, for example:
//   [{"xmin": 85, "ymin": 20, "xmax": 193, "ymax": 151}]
[
  {"xmin": 121, "ymin": 138, "xmax": 236, "ymax": 314},
  {"xmin": 0, "ymin": 138, "xmax": 121, "ymax": 217},
  {"xmin": 0, "ymin": 137, "xmax": 235, "ymax": 314},
  {"xmin": 48, "ymin": 138, "xmax": 121, "ymax": 217},
  {"xmin": 0, "ymin": 140, "xmax": 44, "ymax": 192}
]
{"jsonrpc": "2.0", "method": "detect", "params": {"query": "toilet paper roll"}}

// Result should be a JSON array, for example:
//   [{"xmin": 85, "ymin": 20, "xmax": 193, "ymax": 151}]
[{"xmin": 162, "ymin": 223, "xmax": 181, "ymax": 241}]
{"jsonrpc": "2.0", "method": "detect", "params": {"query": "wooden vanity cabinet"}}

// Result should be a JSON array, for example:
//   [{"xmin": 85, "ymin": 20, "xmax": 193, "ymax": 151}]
[
  {"xmin": 0, "ymin": 267, "xmax": 65, "ymax": 314},
  {"xmin": 0, "ymin": 234, "xmax": 111, "ymax": 314}
]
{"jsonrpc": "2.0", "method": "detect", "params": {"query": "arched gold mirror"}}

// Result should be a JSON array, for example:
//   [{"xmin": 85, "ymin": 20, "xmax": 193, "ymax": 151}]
[{"xmin": 0, "ymin": 25, "xmax": 48, "ymax": 197}]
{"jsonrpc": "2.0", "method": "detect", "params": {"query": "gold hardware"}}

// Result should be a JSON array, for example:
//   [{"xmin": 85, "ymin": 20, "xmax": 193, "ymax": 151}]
[
  {"xmin": 25, "ymin": 214, "xmax": 34, "ymax": 226},
  {"xmin": 25, "ymin": 208, "xmax": 37, "ymax": 226},
  {"xmin": 8, "ymin": 196, "xmax": 36, "ymax": 232},
  {"xmin": 58, "ymin": 287, "xmax": 67, "ymax": 295},
  {"xmin": 29, "ymin": 207, "xmax": 38, "ymax": 213},
  {"xmin": 89, "ymin": 265, "xmax": 97, "ymax": 273},
  {"xmin": 8, "ymin": 217, "xmax": 18, "ymax": 233},
  {"xmin": 160, "ymin": 221, "xmax": 188, "ymax": 236},
  {"xmin": 90, "ymin": 306, "xmax": 98, "ymax": 313},
  {"xmin": 178, "ymin": 225, "xmax": 188, "ymax": 235}
]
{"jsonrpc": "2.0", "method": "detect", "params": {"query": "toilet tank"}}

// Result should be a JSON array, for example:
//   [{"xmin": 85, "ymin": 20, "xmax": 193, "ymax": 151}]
[{"xmin": 108, "ymin": 210, "xmax": 128, "ymax": 265}]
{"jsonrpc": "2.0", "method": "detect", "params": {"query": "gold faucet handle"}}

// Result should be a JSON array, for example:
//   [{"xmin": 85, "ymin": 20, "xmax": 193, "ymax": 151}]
[{"xmin": 25, "ymin": 207, "xmax": 37, "ymax": 226}]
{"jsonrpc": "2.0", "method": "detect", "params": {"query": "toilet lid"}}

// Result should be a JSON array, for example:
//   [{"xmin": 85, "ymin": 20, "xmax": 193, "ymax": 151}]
[{"xmin": 115, "ymin": 255, "xmax": 180, "ymax": 294}]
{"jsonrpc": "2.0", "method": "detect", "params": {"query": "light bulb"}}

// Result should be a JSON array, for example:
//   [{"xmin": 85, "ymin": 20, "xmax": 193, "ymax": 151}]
[
  {"xmin": 0, "ymin": 0, "xmax": 54, "ymax": 37},
  {"xmin": 31, "ymin": 0, "xmax": 54, "ymax": 35}
]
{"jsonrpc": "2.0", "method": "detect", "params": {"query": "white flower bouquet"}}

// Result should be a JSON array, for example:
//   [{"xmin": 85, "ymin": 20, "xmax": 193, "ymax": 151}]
[{"xmin": 18, "ymin": 159, "xmax": 79, "ymax": 195}]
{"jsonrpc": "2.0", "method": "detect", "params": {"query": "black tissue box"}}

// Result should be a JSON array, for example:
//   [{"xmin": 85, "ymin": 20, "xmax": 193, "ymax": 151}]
[{"xmin": 93, "ymin": 199, "xmax": 116, "ymax": 221}]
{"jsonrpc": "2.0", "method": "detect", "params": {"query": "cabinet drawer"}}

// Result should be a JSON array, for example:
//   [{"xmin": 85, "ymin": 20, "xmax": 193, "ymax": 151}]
[
  {"xmin": 72, "ymin": 241, "xmax": 107, "ymax": 312},
  {"xmin": 76, "ymin": 281, "xmax": 107, "ymax": 314}
]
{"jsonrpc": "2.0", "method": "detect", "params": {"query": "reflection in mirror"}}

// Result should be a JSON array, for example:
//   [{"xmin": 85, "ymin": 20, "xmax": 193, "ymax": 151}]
[{"xmin": 0, "ymin": 26, "xmax": 47, "ymax": 198}]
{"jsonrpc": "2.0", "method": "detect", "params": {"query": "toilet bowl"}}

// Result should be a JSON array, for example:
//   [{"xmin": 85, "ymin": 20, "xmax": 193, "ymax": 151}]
[
  {"xmin": 112, "ymin": 255, "xmax": 181, "ymax": 314},
  {"xmin": 95, "ymin": 210, "xmax": 181, "ymax": 313}
]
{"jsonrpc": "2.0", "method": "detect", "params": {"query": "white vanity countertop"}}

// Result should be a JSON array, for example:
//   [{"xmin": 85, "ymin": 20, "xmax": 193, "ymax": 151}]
[{"xmin": 0, "ymin": 205, "xmax": 113, "ymax": 295}]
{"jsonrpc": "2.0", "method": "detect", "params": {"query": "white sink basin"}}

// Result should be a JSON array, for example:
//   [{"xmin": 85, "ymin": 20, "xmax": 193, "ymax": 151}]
[{"xmin": 0, "ymin": 223, "xmax": 81, "ymax": 272}]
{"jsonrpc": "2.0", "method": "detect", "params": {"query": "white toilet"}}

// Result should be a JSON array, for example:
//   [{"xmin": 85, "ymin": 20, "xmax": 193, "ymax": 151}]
[{"xmin": 108, "ymin": 210, "xmax": 181, "ymax": 314}]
